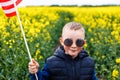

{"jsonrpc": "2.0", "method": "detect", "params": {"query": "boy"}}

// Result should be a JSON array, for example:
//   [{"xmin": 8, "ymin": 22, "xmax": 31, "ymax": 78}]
[{"xmin": 28, "ymin": 22, "xmax": 98, "ymax": 80}]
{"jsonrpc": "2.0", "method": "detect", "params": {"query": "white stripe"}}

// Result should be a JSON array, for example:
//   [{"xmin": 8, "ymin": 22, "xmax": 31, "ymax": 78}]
[
  {"xmin": 3, "ymin": 7, "xmax": 16, "ymax": 14},
  {"xmin": 0, "ymin": 0, "xmax": 16, "ymax": 7}
]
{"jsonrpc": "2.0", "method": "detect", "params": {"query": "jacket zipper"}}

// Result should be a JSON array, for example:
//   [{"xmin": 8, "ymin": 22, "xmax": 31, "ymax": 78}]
[{"xmin": 72, "ymin": 61, "xmax": 76, "ymax": 80}]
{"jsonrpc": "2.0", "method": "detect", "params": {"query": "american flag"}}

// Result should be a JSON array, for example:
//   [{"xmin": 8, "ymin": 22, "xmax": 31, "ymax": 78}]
[{"xmin": 0, "ymin": 0, "xmax": 22, "ymax": 17}]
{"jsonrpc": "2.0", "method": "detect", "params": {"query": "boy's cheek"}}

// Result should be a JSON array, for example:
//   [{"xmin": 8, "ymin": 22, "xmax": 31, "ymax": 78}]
[
  {"xmin": 64, "ymin": 47, "xmax": 71, "ymax": 55},
  {"xmin": 64, "ymin": 46, "xmax": 69, "ymax": 52}
]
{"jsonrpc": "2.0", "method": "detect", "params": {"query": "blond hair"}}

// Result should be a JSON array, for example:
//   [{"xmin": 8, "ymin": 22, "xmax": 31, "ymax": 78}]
[{"xmin": 62, "ymin": 22, "xmax": 85, "ymax": 37}]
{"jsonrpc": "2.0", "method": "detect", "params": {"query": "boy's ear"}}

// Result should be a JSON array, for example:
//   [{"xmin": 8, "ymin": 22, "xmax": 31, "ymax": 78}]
[{"xmin": 59, "ymin": 37, "xmax": 64, "ymax": 46}]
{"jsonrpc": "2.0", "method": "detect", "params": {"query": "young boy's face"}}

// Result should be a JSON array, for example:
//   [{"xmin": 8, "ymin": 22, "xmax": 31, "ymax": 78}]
[{"xmin": 60, "ymin": 29, "xmax": 85, "ymax": 59}]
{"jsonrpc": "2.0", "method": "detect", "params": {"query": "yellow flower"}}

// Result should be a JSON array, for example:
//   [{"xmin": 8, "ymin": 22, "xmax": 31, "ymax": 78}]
[
  {"xmin": 90, "ymin": 38, "xmax": 94, "ymax": 42},
  {"xmin": 9, "ymin": 46, "xmax": 12, "ymax": 48},
  {"xmin": 5, "ymin": 41, "xmax": 9, "ymax": 45},
  {"xmin": 45, "ymin": 21, "xmax": 50, "ymax": 26},
  {"xmin": 39, "ymin": 55, "xmax": 43, "ymax": 60},
  {"xmin": 112, "ymin": 69, "xmax": 119, "ymax": 78},
  {"xmin": 116, "ymin": 58, "xmax": 120, "ymax": 64},
  {"xmin": 84, "ymin": 43, "xmax": 87, "ymax": 48},
  {"xmin": 35, "ymin": 49, "xmax": 40, "ymax": 56},
  {"xmin": 65, "ymin": 18, "xmax": 69, "ymax": 21},
  {"xmin": 95, "ymin": 52, "xmax": 99, "ymax": 56},
  {"xmin": 88, "ymin": 28, "xmax": 92, "ymax": 32},
  {"xmin": 102, "ymin": 55, "xmax": 105, "ymax": 59},
  {"xmin": 35, "ymin": 43, "xmax": 39, "ymax": 48},
  {"xmin": 115, "ymin": 35, "xmax": 119, "ymax": 40}
]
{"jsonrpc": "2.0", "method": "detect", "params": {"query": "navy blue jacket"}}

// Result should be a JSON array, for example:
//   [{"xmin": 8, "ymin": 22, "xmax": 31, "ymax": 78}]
[{"xmin": 30, "ymin": 46, "xmax": 98, "ymax": 80}]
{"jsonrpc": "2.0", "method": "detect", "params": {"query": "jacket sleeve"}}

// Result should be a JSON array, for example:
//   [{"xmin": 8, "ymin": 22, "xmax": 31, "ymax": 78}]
[
  {"xmin": 92, "ymin": 69, "xmax": 98, "ymax": 80},
  {"xmin": 30, "ymin": 63, "xmax": 49, "ymax": 80}
]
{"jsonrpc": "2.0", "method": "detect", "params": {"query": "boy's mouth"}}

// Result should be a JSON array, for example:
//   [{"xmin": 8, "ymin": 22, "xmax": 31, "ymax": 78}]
[
  {"xmin": 70, "ymin": 49, "xmax": 77, "ymax": 52},
  {"xmin": 70, "ymin": 48, "xmax": 77, "ymax": 51}
]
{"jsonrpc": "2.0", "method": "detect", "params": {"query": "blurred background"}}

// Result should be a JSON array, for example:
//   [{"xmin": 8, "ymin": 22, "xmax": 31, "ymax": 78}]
[
  {"xmin": 18, "ymin": 0, "xmax": 120, "ymax": 6},
  {"xmin": 0, "ymin": 0, "xmax": 120, "ymax": 80}
]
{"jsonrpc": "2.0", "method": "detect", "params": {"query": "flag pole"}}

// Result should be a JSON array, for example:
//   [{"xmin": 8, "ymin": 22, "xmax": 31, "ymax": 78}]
[{"xmin": 13, "ymin": 0, "xmax": 38, "ymax": 80}]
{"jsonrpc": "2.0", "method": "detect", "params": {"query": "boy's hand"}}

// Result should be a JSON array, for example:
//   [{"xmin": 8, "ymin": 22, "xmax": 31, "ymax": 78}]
[{"xmin": 28, "ymin": 59, "xmax": 39, "ymax": 74}]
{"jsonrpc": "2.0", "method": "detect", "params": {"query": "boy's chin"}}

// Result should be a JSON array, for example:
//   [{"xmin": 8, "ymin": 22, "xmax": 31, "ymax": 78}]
[{"xmin": 67, "ymin": 52, "xmax": 79, "ymax": 58}]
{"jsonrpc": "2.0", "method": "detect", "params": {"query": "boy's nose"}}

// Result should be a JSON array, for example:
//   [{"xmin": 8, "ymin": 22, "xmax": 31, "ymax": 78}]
[{"xmin": 71, "ymin": 42, "xmax": 77, "ymax": 47}]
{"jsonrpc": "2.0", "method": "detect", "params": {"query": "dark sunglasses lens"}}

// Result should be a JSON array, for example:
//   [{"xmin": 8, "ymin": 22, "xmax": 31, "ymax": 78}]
[
  {"xmin": 76, "ymin": 39, "xmax": 84, "ymax": 47},
  {"xmin": 64, "ymin": 39, "xmax": 73, "ymax": 46}
]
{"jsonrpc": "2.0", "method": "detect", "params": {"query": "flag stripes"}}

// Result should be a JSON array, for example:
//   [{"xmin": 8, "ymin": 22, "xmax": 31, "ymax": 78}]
[{"xmin": 0, "ymin": 0, "xmax": 22, "ymax": 17}]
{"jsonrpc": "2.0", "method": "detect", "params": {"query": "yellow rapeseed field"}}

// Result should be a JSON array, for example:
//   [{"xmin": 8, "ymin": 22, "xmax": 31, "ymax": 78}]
[{"xmin": 0, "ymin": 6, "xmax": 120, "ymax": 79}]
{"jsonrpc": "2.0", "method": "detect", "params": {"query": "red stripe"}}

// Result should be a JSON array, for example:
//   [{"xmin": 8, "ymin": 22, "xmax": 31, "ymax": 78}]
[
  {"xmin": 0, "ymin": 0, "xmax": 22, "ymax": 17},
  {"xmin": 16, "ymin": 0, "xmax": 22, "ymax": 5},
  {"xmin": 0, "ymin": 0, "xmax": 8, "ymax": 3},
  {"xmin": 0, "ymin": 0, "xmax": 22, "ymax": 5},
  {"xmin": 2, "ymin": 4, "xmax": 14, "ymax": 10},
  {"xmin": 5, "ymin": 11, "xmax": 16, "ymax": 17},
  {"xmin": 1, "ymin": 0, "xmax": 22, "ymax": 10}
]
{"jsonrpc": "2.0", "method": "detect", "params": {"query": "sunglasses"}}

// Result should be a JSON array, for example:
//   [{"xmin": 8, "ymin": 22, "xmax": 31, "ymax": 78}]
[{"xmin": 64, "ymin": 38, "xmax": 85, "ymax": 47}]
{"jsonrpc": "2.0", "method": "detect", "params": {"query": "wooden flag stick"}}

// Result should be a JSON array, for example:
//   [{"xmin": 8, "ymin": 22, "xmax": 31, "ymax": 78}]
[{"xmin": 13, "ymin": 0, "xmax": 38, "ymax": 80}]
